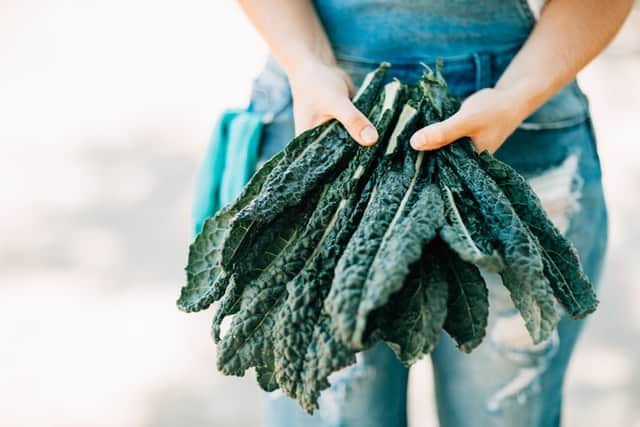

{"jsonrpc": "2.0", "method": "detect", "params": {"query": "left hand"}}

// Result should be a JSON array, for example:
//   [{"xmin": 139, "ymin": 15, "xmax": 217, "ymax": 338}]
[{"xmin": 409, "ymin": 87, "xmax": 525, "ymax": 154}]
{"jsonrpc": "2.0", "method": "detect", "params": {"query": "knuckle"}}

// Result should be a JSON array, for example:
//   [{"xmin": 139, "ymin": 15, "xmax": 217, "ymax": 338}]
[
  {"xmin": 430, "ymin": 126, "xmax": 447, "ymax": 146},
  {"xmin": 342, "ymin": 112, "xmax": 366, "ymax": 131}
]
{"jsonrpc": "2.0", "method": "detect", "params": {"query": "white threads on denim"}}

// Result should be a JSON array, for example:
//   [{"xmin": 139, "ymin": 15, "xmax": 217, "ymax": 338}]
[
  {"xmin": 485, "ymin": 330, "xmax": 559, "ymax": 414},
  {"xmin": 528, "ymin": 153, "xmax": 582, "ymax": 235},
  {"xmin": 483, "ymin": 277, "xmax": 560, "ymax": 414},
  {"xmin": 319, "ymin": 354, "xmax": 376, "ymax": 424}
]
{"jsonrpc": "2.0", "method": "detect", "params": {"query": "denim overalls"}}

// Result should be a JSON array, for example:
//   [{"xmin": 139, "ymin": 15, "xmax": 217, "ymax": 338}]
[{"xmin": 245, "ymin": 1, "xmax": 609, "ymax": 426}]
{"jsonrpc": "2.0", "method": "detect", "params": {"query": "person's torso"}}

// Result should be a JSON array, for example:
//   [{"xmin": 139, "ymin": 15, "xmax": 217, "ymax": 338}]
[{"xmin": 312, "ymin": 0, "xmax": 541, "ymax": 62}]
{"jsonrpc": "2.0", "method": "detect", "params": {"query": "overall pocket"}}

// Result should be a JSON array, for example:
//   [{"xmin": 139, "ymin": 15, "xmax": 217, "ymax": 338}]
[
  {"xmin": 496, "ymin": 80, "xmax": 595, "ymax": 176},
  {"xmin": 519, "ymin": 81, "xmax": 591, "ymax": 131}
]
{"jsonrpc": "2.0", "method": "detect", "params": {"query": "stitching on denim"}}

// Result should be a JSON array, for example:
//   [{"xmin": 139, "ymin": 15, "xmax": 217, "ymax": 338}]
[
  {"xmin": 334, "ymin": 41, "xmax": 526, "ymax": 69},
  {"xmin": 336, "ymin": 52, "xmax": 474, "ymax": 69},
  {"xmin": 519, "ymin": 81, "xmax": 591, "ymax": 130},
  {"xmin": 473, "ymin": 53, "xmax": 482, "ymax": 91},
  {"xmin": 518, "ymin": 114, "xmax": 588, "ymax": 131},
  {"xmin": 472, "ymin": 53, "xmax": 494, "ymax": 91}
]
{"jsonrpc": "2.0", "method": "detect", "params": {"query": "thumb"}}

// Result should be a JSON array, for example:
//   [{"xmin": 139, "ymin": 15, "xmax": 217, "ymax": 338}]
[
  {"xmin": 410, "ymin": 111, "xmax": 474, "ymax": 151},
  {"xmin": 333, "ymin": 98, "xmax": 378, "ymax": 146}
]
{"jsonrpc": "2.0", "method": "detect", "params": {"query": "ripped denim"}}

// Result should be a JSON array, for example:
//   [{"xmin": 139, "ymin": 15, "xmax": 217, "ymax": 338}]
[{"xmin": 251, "ymin": 46, "xmax": 608, "ymax": 427}]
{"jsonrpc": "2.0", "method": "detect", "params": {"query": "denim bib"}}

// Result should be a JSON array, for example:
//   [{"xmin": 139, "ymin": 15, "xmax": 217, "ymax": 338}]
[
  {"xmin": 313, "ymin": 0, "xmax": 536, "ymax": 60},
  {"xmin": 312, "ymin": 0, "xmax": 588, "ymax": 133}
]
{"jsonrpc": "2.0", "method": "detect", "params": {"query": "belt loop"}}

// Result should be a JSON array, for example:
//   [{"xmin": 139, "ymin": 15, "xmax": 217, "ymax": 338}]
[{"xmin": 472, "ymin": 52, "xmax": 492, "ymax": 91}]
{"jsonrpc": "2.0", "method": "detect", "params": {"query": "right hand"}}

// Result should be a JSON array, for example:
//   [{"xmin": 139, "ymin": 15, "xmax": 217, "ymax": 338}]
[{"xmin": 287, "ymin": 60, "xmax": 379, "ymax": 146}]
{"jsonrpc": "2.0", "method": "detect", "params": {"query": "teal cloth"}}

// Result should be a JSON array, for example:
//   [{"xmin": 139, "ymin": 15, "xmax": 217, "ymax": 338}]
[{"xmin": 192, "ymin": 109, "xmax": 263, "ymax": 235}]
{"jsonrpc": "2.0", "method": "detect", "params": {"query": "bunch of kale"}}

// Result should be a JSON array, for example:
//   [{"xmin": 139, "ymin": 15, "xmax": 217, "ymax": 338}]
[{"xmin": 177, "ymin": 63, "xmax": 597, "ymax": 413}]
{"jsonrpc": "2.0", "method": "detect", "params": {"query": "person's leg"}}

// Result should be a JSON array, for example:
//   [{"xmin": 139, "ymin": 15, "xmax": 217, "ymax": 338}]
[
  {"xmin": 431, "ymin": 291, "xmax": 591, "ymax": 427},
  {"xmin": 263, "ymin": 342, "xmax": 409, "ymax": 427},
  {"xmin": 431, "ymin": 119, "xmax": 608, "ymax": 427}
]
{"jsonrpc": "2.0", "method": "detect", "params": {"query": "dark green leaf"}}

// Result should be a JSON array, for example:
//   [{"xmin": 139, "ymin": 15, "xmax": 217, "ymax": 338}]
[
  {"xmin": 178, "ymin": 152, "xmax": 283, "ymax": 313},
  {"xmin": 440, "ymin": 241, "xmax": 489, "ymax": 352},
  {"xmin": 325, "ymin": 102, "xmax": 424, "ymax": 349},
  {"xmin": 355, "ymin": 181, "xmax": 445, "ymax": 346},
  {"xmin": 443, "ymin": 144, "xmax": 560, "ymax": 343},
  {"xmin": 272, "ymin": 81, "xmax": 405, "ymax": 407},
  {"xmin": 374, "ymin": 249, "xmax": 449, "ymax": 365},
  {"xmin": 438, "ymin": 160, "xmax": 505, "ymax": 272},
  {"xmin": 477, "ymin": 150, "xmax": 598, "ymax": 318},
  {"xmin": 232, "ymin": 63, "xmax": 390, "ymax": 229}
]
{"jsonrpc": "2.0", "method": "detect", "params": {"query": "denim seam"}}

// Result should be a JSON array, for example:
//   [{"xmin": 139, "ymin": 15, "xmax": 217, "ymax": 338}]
[
  {"xmin": 472, "ymin": 53, "xmax": 493, "ymax": 91},
  {"xmin": 518, "ymin": 114, "xmax": 589, "ymax": 130},
  {"xmin": 519, "ymin": 80, "xmax": 592, "ymax": 129},
  {"xmin": 583, "ymin": 117, "xmax": 604, "ymax": 179},
  {"xmin": 334, "ymin": 42, "xmax": 526, "ymax": 69}
]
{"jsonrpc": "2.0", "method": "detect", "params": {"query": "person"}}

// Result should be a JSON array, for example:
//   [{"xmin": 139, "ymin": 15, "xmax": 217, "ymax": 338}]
[{"xmin": 235, "ymin": 1, "xmax": 632, "ymax": 426}]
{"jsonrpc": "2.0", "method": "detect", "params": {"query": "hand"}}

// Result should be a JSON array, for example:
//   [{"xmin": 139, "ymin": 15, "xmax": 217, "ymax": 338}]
[
  {"xmin": 287, "ymin": 60, "xmax": 379, "ymax": 146},
  {"xmin": 409, "ymin": 87, "xmax": 525, "ymax": 154}
]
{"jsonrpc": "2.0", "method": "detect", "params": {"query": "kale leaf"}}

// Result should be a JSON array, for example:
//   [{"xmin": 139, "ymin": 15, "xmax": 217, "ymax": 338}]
[
  {"xmin": 178, "ymin": 61, "xmax": 598, "ymax": 414},
  {"xmin": 477, "ymin": 149, "xmax": 599, "ymax": 318}
]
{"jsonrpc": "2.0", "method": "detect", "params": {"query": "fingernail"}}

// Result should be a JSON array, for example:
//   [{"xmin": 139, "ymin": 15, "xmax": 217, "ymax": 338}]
[
  {"xmin": 410, "ymin": 135, "xmax": 422, "ymax": 149},
  {"xmin": 360, "ymin": 126, "xmax": 378, "ymax": 145}
]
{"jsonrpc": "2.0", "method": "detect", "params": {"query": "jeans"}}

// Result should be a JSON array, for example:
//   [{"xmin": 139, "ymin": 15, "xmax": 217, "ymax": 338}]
[{"xmin": 247, "ymin": 8, "xmax": 608, "ymax": 426}]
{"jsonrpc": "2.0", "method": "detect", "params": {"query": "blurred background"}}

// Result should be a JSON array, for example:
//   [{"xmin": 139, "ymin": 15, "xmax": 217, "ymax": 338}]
[{"xmin": 1, "ymin": 1, "xmax": 638, "ymax": 426}]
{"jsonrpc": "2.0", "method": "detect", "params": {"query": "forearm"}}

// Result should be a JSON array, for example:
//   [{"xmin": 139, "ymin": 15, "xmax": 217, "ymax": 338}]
[
  {"xmin": 497, "ymin": 0, "xmax": 633, "ymax": 122},
  {"xmin": 237, "ymin": 0, "xmax": 335, "ymax": 75},
  {"xmin": 236, "ymin": 0, "xmax": 378, "ymax": 144}
]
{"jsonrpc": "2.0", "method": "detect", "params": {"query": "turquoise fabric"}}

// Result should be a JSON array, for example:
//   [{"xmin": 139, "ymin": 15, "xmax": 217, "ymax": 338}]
[
  {"xmin": 192, "ymin": 109, "xmax": 263, "ymax": 235},
  {"xmin": 219, "ymin": 112, "xmax": 263, "ymax": 207}
]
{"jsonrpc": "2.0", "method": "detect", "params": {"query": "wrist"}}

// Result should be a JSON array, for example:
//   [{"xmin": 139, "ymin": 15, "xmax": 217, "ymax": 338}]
[
  {"xmin": 494, "ymin": 76, "xmax": 554, "ymax": 123},
  {"xmin": 280, "ymin": 47, "xmax": 336, "ymax": 80},
  {"xmin": 285, "ymin": 55, "xmax": 341, "ymax": 94}
]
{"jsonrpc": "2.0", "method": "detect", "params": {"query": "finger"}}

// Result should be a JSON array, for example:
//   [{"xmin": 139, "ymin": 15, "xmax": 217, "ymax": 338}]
[
  {"xmin": 410, "ymin": 111, "xmax": 475, "ymax": 151},
  {"xmin": 298, "ymin": 115, "xmax": 332, "ymax": 134},
  {"xmin": 293, "ymin": 105, "xmax": 330, "ymax": 135},
  {"xmin": 310, "ymin": 114, "xmax": 334, "ymax": 129},
  {"xmin": 333, "ymin": 98, "xmax": 378, "ymax": 146}
]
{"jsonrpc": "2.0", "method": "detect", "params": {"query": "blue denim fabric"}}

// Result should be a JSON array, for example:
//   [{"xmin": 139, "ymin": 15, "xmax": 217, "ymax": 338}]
[
  {"xmin": 313, "ymin": 0, "xmax": 537, "ymax": 59},
  {"xmin": 246, "ymin": 3, "xmax": 608, "ymax": 426}
]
